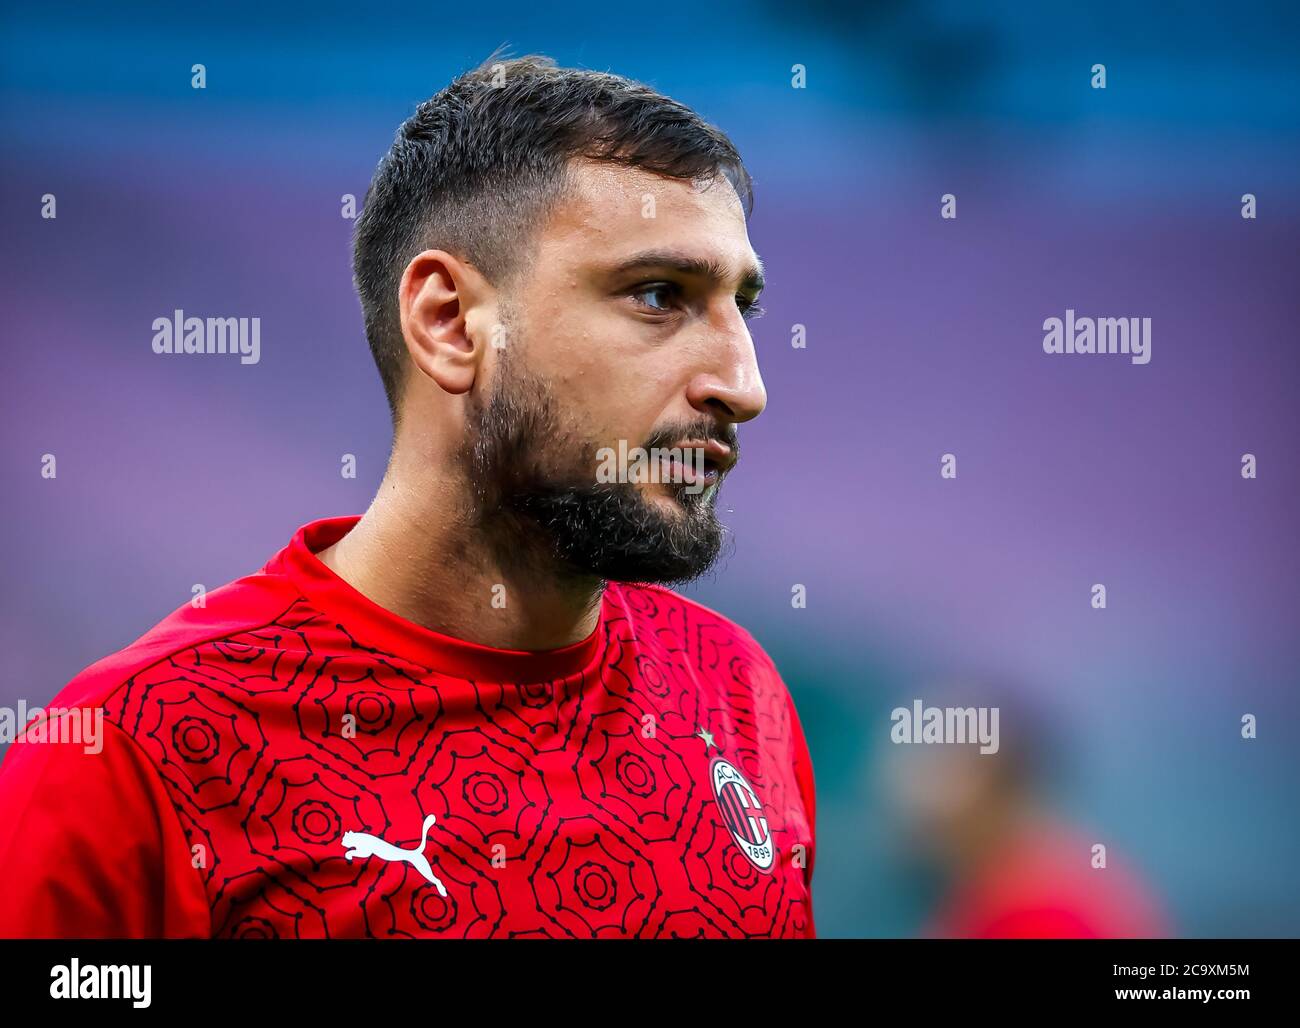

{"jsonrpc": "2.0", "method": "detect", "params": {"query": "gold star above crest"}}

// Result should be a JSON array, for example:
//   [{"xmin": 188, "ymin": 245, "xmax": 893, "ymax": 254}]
[{"xmin": 696, "ymin": 726, "xmax": 717, "ymax": 752}]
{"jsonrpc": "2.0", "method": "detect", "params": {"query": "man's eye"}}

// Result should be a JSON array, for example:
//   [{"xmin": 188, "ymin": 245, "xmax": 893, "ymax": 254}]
[
  {"xmin": 738, "ymin": 296, "xmax": 766, "ymax": 321},
  {"xmin": 631, "ymin": 282, "xmax": 681, "ymax": 313}
]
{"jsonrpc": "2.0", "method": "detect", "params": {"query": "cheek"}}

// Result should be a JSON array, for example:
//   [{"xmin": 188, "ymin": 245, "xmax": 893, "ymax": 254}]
[
  {"xmin": 535, "ymin": 303, "xmax": 684, "ymax": 443},
  {"xmin": 576, "ymin": 371, "xmax": 675, "ymax": 451}
]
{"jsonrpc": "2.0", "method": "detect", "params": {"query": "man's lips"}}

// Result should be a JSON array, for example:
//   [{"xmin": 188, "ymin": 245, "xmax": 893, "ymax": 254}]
[
  {"xmin": 665, "ymin": 439, "xmax": 735, "ymax": 485},
  {"xmin": 681, "ymin": 439, "xmax": 736, "ymax": 472}
]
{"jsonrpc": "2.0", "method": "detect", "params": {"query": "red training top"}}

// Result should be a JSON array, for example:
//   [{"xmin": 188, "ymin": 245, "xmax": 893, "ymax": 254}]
[{"xmin": 0, "ymin": 516, "xmax": 816, "ymax": 938}]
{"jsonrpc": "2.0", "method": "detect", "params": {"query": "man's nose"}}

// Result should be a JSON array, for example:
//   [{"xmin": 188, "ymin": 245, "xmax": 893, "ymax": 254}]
[{"xmin": 685, "ymin": 322, "xmax": 767, "ymax": 424}]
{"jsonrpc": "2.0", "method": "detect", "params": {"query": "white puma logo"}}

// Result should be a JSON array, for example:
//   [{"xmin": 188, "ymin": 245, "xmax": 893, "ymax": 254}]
[{"xmin": 341, "ymin": 813, "xmax": 448, "ymax": 898}]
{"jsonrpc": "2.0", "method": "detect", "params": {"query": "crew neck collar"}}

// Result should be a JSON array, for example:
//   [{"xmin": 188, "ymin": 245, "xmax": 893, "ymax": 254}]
[{"xmin": 268, "ymin": 515, "xmax": 608, "ymax": 683}]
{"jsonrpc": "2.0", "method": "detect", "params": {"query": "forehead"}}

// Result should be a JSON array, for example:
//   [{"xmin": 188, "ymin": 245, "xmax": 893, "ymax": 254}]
[{"xmin": 533, "ymin": 158, "xmax": 755, "ymax": 271}]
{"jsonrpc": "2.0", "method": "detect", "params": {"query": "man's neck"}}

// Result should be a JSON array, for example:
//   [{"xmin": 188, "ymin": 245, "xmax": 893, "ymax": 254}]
[{"xmin": 315, "ymin": 477, "xmax": 605, "ymax": 653}]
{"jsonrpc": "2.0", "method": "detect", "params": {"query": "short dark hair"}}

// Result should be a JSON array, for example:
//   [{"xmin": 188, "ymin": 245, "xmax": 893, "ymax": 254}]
[{"xmin": 352, "ymin": 52, "xmax": 755, "ymax": 423}]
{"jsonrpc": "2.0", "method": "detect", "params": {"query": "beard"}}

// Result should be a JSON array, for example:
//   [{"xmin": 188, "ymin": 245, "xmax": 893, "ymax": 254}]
[{"xmin": 458, "ymin": 343, "xmax": 736, "ymax": 586}]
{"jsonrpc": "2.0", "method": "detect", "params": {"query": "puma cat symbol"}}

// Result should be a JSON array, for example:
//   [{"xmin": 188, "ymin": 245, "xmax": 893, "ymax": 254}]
[{"xmin": 341, "ymin": 813, "xmax": 448, "ymax": 898}]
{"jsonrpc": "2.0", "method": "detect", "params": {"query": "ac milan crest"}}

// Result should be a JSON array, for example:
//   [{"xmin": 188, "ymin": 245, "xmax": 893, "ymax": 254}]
[{"xmin": 709, "ymin": 755, "xmax": 776, "ymax": 873}]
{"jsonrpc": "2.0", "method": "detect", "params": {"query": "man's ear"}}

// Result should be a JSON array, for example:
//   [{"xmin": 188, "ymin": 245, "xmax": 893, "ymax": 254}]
[{"xmin": 398, "ymin": 249, "xmax": 492, "ymax": 396}]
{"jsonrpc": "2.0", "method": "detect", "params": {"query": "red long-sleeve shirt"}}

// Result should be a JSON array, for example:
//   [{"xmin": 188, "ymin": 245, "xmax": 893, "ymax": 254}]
[{"xmin": 0, "ymin": 516, "xmax": 816, "ymax": 938}]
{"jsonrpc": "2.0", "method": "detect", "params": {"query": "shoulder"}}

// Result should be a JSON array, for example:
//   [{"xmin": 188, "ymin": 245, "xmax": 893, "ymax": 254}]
[
  {"xmin": 611, "ymin": 585, "xmax": 817, "ymax": 832},
  {"xmin": 0, "ymin": 564, "xmax": 304, "ymax": 893},
  {"xmin": 613, "ymin": 582, "xmax": 769, "ymax": 651},
  {"xmin": 610, "ymin": 582, "xmax": 789, "ymax": 698},
  {"xmin": 25, "ymin": 566, "xmax": 303, "ymax": 729}
]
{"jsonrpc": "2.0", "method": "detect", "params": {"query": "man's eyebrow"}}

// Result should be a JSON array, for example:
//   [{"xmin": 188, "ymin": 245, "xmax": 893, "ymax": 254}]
[{"xmin": 608, "ymin": 249, "xmax": 765, "ymax": 294}]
